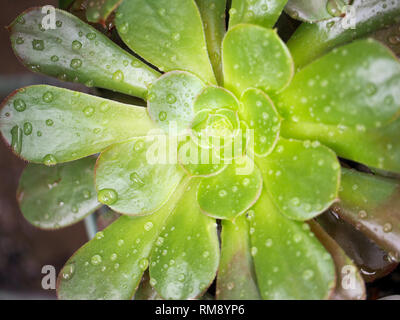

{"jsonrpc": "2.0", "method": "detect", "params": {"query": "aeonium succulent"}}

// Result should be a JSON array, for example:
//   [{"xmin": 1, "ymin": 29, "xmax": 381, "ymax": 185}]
[{"xmin": 1, "ymin": 0, "xmax": 400, "ymax": 300}]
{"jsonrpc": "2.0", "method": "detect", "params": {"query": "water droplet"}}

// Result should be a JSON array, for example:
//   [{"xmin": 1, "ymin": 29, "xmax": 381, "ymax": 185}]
[
  {"xmin": 265, "ymin": 239, "xmax": 273, "ymax": 247},
  {"xmin": 251, "ymin": 247, "xmax": 258, "ymax": 256},
  {"xmin": 42, "ymin": 91, "xmax": 54, "ymax": 103},
  {"xmin": 166, "ymin": 94, "xmax": 177, "ymax": 104},
  {"xmin": 130, "ymin": 172, "xmax": 145, "ymax": 187},
  {"xmin": 358, "ymin": 210, "xmax": 368, "ymax": 219},
  {"xmin": 144, "ymin": 222, "xmax": 153, "ymax": 231},
  {"xmin": 70, "ymin": 58, "xmax": 82, "ymax": 69},
  {"xmin": 326, "ymin": 0, "xmax": 346, "ymax": 17},
  {"xmin": 16, "ymin": 37, "xmax": 24, "ymax": 45},
  {"xmin": 83, "ymin": 106, "xmax": 94, "ymax": 117},
  {"xmin": 383, "ymin": 222, "xmax": 393, "ymax": 233},
  {"xmin": 62, "ymin": 263, "xmax": 75, "ymax": 280},
  {"xmin": 11, "ymin": 125, "xmax": 22, "ymax": 153},
  {"xmin": 32, "ymin": 39, "xmax": 44, "ymax": 51},
  {"xmin": 117, "ymin": 239, "xmax": 125, "ymax": 246},
  {"xmin": 203, "ymin": 251, "xmax": 210, "ymax": 258},
  {"xmin": 86, "ymin": 32, "xmax": 96, "ymax": 40},
  {"xmin": 100, "ymin": 102, "xmax": 110, "ymax": 113},
  {"xmin": 119, "ymin": 22, "xmax": 129, "ymax": 34},
  {"xmin": 13, "ymin": 99, "xmax": 26, "ymax": 112},
  {"xmin": 46, "ymin": 119, "xmax": 54, "ymax": 126},
  {"xmin": 72, "ymin": 40, "xmax": 82, "ymax": 50},
  {"xmin": 139, "ymin": 258, "xmax": 149, "ymax": 270},
  {"xmin": 23, "ymin": 122, "xmax": 32, "ymax": 135},
  {"xmin": 98, "ymin": 189, "xmax": 118, "ymax": 205},
  {"xmin": 91, "ymin": 254, "xmax": 102, "ymax": 265},
  {"xmin": 43, "ymin": 154, "xmax": 57, "ymax": 166},
  {"xmin": 110, "ymin": 253, "xmax": 118, "ymax": 261},
  {"xmin": 95, "ymin": 231, "xmax": 104, "ymax": 240},
  {"xmin": 302, "ymin": 269, "xmax": 314, "ymax": 280},
  {"xmin": 219, "ymin": 189, "xmax": 227, "ymax": 197},
  {"xmin": 149, "ymin": 278, "xmax": 157, "ymax": 286},
  {"xmin": 112, "ymin": 70, "xmax": 124, "ymax": 82},
  {"xmin": 158, "ymin": 111, "xmax": 167, "ymax": 121}
]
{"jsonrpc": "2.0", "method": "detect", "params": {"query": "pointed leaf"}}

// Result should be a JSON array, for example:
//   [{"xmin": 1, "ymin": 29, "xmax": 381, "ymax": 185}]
[
  {"xmin": 281, "ymin": 116, "xmax": 400, "ymax": 174},
  {"xmin": 217, "ymin": 216, "xmax": 261, "ymax": 300},
  {"xmin": 147, "ymin": 71, "xmax": 205, "ymax": 134},
  {"xmin": 309, "ymin": 220, "xmax": 366, "ymax": 300},
  {"xmin": 229, "ymin": 0, "xmax": 289, "ymax": 29},
  {"xmin": 197, "ymin": 156, "xmax": 263, "ymax": 220},
  {"xmin": 256, "ymin": 138, "xmax": 340, "ymax": 220},
  {"xmin": 277, "ymin": 39, "xmax": 400, "ymax": 129},
  {"xmin": 17, "ymin": 157, "xmax": 101, "ymax": 229},
  {"xmin": 240, "ymin": 88, "xmax": 281, "ymax": 157},
  {"xmin": 86, "ymin": 0, "xmax": 123, "ymax": 23},
  {"xmin": 222, "ymin": 24, "xmax": 294, "ymax": 97},
  {"xmin": 9, "ymin": 8, "xmax": 159, "ymax": 99},
  {"xmin": 95, "ymin": 137, "xmax": 185, "ymax": 215},
  {"xmin": 285, "ymin": 0, "xmax": 352, "ymax": 23},
  {"xmin": 150, "ymin": 179, "xmax": 219, "ymax": 300},
  {"xmin": 332, "ymin": 168, "xmax": 400, "ymax": 262},
  {"xmin": 0, "ymin": 85, "xmax": 156, "ymax": 163},
  {"xmin": 249, "ymin": 190, "xmax": 336, "ymax": 300},
  {"xmin": 57, "ymin": 177, "xmax": 191, "ymax": 299},
  {"xmin": 288, "ymin": 0, "xmax": 400, "ymax": 68},
  {"xmin": 195, "ymin": 0, "xmax": 227, "ymax": 84},
  {"xmin": 115, "ymin": 0, "xmax": 216, "ymax": 84}
]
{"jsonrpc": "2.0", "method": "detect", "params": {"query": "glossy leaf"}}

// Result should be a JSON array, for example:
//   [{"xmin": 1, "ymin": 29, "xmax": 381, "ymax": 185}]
[
  {"xmin": 0, "ymin": 85, "xmax": 156, "ymax": 164},
  {"xmin": 95, "ymin": 137, "xmax": 185, "ymax": 215},
  {"xmin": 217, "ymin": 216, "xmax": 261, "ymax": 300},
  {"xmin": 147, "ymin": 71, "xmax": 205, "ymax": 134},
  {"xmin": 285, "ymin": 0, "xmax": 352, "ymax": 23},
  {"xmin": 309, "ymin": 220, "xmax": 366, "ymax": 300},
  {"xmin": 150, "ymin": 179, "xmax": 219, "ymax": 300},
  {"xmin": 178, "ymin": 137, "xmax": 227, "ymax": 177},
  {"xmin": 222, "ymin": 24, "xmax": 294, "ymax": 97},
  {"xmin": 239, "ymin": 88, "xmax": 281, "ymax": 157},
  {"xmin": 115, "ymin": 0, "xmax": 216, "ymax": 84},
  {"xmin": 281, "ymin": 116, "xmax": 400, "ymax": 173},
  {"xmin": 249, "ymin": 190, "xmax": 336, "ymax": 300},
  {"xmin": 332, "ymin": 168, "xmax": 400, "ymax": 262},
  {"xmin": 288, "ymin": 0, "xmax": 400, "ymax": 68},
  {"xmin": 17, "ymin": 157, "xmax": 101, "ymax": 229},
  {"xmin": 9, "ymin": 8, "xmax": 159, "ymax": 98},
  {"xmin": 194, "ymin": 86, "xmax": 239, "ymax": 113},
  {"xmin": 57, "ymin": 176, "xmax": 191, "ymax": 299},
  {"xmin": 276, "ymin": 39, "xmax": 400, "ymax": 129},
  {"xmin": 197, "ymin": 156, "xmax": 263, "ymax": 220},
  {"xmin": 86, "ymin": 0, "xmax": 123, "ymax": 23},
  {"xmin": 229, "ymin": 0, "xmax": 289, "ymax": 29},
  {"xmin": 256, "ymin": 138, "xmax": 340, "ymax": 221},
  {"xmin": 318, "ymin": 210, "xmax": 398, "ymax": 282},
  {"xmin": 195, "ymin": 0, "xmax": 227, "ymax": 84}
]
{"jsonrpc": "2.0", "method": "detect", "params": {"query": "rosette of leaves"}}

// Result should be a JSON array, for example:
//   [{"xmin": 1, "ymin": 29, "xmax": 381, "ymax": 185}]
[{"xmin": 1, "ymin": 0, "xmax": 400, "ymax": 300}]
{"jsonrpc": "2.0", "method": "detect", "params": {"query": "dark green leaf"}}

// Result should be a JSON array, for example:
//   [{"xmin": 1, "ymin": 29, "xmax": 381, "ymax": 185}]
[{"xmin": 18, "ymin": 157, "xmax": 101, "ymax": 229}]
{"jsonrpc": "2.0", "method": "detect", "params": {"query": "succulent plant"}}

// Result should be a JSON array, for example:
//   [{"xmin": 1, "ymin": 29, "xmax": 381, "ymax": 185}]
[{"xmin": 1, "ymin": 0, "xmax": 400, "ymax": 300}]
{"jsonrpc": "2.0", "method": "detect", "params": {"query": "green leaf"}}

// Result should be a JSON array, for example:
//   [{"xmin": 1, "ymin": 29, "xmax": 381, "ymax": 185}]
[
  {"xmin": 197, "ymin": 156, "xmax": 263, "ymax": 220},
  {"xmin": 285, "ymin": 0, "xmax": 352, "ymax": 23},
  {"xmin": 222, "ymin": 24, "xmax": 294, "ymax": 97},
  {"xmin": 309, "ymin": 220, "xmax": 366, "ymax": 300},
  {"xmin": 195, "ymin": 0, "xmax": 227, "ymax": 85},
  {"xmin": 239, "ymin": 88, "xmax": 281, "ymax": 157},
  {"xmin": 229, "ymin": 0, "xmax": 289, "ymax": 29},
  {"xmin": 147, "ymin": 71, "xmax": 205, "ymax": 134},
  {"xmin": 95, "ymin": 137, "xmax": 185, "ymax": 215},
  {"xmin": 150, "ymin": 179, "xmax": 219, "ymax": 300},
  {"xmin": 249, "ymin": 190, "xmax": 336, "ymax": 300},
  {"xmin": 281, "ymin": 116, "xmax": 400, "ymax": 174},
  {"xmin": 86, "ymin": 0, "xmax": 123, "ymax": 23},
  {"xmin": 194, "ymin": 86, "xmax": 239, "ymax": 113},
  {"xmin": 57, "ymin": 176, "xmax": 191, "ymax": 299},
  {"xmin": 288, "ymin": 0, "xmax": 400, "ymax": 69},
  {"xmin": 178, "ymin": 137, "xmax": 228, "ymax": 177},
  {"xmin": 115, "ymin": 0, "xmax": 216, "ymax": 84},
  {"xmin": 332, "ymin": 168, "xmax": 400, "ymax": 262},
  {"xmin": 17, "ymin": 157, "xmax": 101, "ymax": 229},
  {"xmin": 276, "ymin": 39, "xmax": 400, "ymax": 129},
  {"xmin": 0, "ymin": 85, "xmax": 156, "ymax": 164},
  {"xmin": 256, "ymin": 138, "xmax": 340, "ymax": 221},
  {"xmin": 217, "ymin": 216, "xmax": 261, "ymax": 300},
  {"xmin": 9, "ymin": 7, "xmax": 159, "ymax": 99}
]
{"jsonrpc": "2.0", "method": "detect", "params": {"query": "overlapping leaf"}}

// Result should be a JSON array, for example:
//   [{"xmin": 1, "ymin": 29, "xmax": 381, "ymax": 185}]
[
  {"xmin": 0, "ymin": 85, "xmax": 156, "ymax": 163},
  {"xmin": 9, "ymin": 8, "xmax": 159, "ymax": 98}
]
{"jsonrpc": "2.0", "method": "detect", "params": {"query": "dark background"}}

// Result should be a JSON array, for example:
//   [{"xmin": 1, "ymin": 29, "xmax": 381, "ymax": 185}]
[{"xmin": 0, "ymin": 1, "xmax": 88, "ymax": 299}]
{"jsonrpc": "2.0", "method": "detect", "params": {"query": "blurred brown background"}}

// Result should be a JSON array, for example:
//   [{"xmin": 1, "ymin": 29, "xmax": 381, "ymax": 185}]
[{"xmin": 0, "ymin": 1, "xmax": 88, "ymax": 299}]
